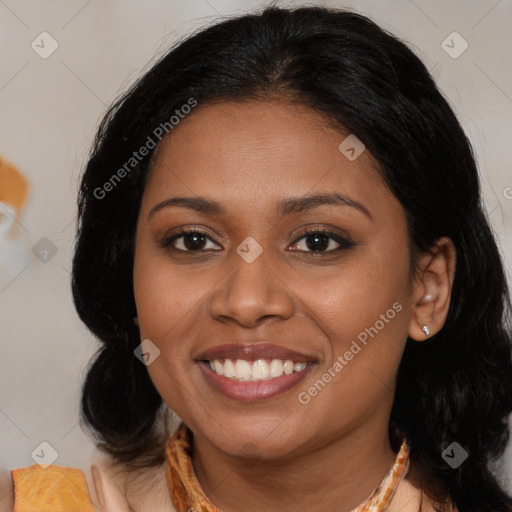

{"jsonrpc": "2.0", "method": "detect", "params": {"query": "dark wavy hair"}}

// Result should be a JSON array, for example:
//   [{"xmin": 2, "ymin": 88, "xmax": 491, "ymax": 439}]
[{"xmin": 71, "ymin": 5, "xmax": 512, "ymax": 511}]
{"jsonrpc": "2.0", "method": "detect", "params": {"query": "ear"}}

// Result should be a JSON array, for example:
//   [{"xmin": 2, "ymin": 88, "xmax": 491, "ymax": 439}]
[
  {"xmin": 133, "ymin": 316, "xmax": 140, "ymax": 327},
  {"xmin": 408, "ymin": 236, "xmax": 456, "ymax": 341}
]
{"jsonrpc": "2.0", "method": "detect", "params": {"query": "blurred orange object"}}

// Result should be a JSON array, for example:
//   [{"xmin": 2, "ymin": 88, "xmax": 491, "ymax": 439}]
[{"xmin": 0, "ymin": 155, "xmax": 29, "ymax": 214}]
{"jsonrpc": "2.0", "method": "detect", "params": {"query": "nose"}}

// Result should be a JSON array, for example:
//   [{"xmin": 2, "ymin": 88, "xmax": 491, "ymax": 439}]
[{"xmin": 208, "ymin": 245, "xmax": 295, "ymax": 328}]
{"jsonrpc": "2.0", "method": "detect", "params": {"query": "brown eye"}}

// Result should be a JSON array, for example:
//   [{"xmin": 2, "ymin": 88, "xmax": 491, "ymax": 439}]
[
  {"xmin": 161, "ymin": 229, "xmax": 221, "ymax": 252},
  {"xmin": 290, "ymin": 229, "xmax": 355, "ymax": 255}
]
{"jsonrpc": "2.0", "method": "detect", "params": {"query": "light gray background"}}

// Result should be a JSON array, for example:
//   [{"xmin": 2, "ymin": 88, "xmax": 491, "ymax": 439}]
[{"xmin": 1, "ymin": 0, "xmax": 511, "ymax": 492}]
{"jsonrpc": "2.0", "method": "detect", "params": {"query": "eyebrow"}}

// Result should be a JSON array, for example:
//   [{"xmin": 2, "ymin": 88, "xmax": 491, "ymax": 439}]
[{"xmin": 148, "ymin": 192, "xmax": 373, "ymax": 221}]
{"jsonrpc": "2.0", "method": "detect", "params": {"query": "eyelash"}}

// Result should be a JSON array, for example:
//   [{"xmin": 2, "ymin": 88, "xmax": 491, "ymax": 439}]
[{"xmin": 160, "ymin": 227, "xmax": 355, "ymax": 256}]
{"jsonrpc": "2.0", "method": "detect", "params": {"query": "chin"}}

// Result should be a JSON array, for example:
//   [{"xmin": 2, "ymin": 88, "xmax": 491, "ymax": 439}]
[{"xmin": 193, "ymin": 413, "xmax": 311, "ymax": 460}]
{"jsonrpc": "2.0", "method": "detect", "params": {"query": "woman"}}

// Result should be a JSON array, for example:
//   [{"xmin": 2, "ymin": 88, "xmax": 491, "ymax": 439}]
[{"xmin": 9, "ymin": 4, "xmax": 512, "ymax": 511}]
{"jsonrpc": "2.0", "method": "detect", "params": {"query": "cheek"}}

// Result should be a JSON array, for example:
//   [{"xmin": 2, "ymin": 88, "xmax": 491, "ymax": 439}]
[
  {"xmin": 133, "ymin": 234, "xmax": 183, "ymax": 350},
  {"xmin": 133, "ymin": 239, "xmax": 199, "ymax": 414},
  {"xmin": 295, "ymin": 265, "xmax": 410, "ymax": 432},
  {"xmin": 306, "ymin": 245, "xmax": 410, "ymax": 343},
  {"xmin": 301, "ymin": 240, "xmax": 412, "ymax": 411},
  {"xmin": 132, "ymin": 232, "xmax": 214, "ymax": 393},
  {"xmin": 133, "ymin": 226, "xmax": 194, "ymax": 324}
]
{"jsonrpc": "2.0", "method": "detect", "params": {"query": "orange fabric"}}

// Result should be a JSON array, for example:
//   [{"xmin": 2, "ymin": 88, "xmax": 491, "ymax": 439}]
[
  {"xmin": 166, "ymin": 422, "xmax": 411, "ymax": 512},
  {"xmin": 0, "ymin": 156, "xmax": 28, "ymax": 213},
  {"xmin": 11, "ymin": 465, "xmax": 94, "ymax": 512}
]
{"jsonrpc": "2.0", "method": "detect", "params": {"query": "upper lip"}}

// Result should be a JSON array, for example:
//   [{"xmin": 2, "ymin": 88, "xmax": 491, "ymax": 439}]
[{"xmin": 195, "ymin": 342, "xmax": 317, "ymax": 362}]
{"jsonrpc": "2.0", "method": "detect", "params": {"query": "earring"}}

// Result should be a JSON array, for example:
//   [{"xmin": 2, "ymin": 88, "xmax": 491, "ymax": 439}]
[{"xmin": 421, "ymin": 325, "xmax": 430, "ymax": 337}]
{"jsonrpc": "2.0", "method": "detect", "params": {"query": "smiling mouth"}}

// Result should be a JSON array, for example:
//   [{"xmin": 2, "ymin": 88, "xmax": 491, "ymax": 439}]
[
  {"xmin": 205, "ymin": 358, "xmax": 310, "ymax": 381},
  {"xmin": 197, "ymin": 358, "xmax": 315, "ymax": 401},
  {"xmin": 195, "ymin": 342, "xmax": 317, "ymax": 401}
]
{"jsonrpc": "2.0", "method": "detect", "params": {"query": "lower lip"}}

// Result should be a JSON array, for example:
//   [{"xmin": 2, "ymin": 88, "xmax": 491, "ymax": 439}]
[{"xmin": 197, "ymin": 361, "xmax": 315, "ymax": 402}]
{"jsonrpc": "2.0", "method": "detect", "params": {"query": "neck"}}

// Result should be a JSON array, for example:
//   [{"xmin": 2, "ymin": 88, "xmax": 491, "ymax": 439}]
[{"xmin": 191, "ymin": 416, "xmax": 397, "ymax": 512}]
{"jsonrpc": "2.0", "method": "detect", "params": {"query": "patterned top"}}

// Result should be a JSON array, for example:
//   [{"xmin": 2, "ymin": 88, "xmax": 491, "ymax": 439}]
[{"xmin": 166, "ymin": 422, "xmax": 411, "ymax": 512}]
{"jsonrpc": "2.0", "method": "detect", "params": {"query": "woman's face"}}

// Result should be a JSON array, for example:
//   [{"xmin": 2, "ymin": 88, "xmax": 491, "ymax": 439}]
[{"xmin": 133, "ymin": 100, "xmax": 416, "ymax": 459}]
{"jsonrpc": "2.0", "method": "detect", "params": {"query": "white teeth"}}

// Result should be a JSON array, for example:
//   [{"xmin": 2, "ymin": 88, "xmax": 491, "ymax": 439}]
[
  {"xmin": 234, "ymin": 359, "xmax": 252, "ymax": 379},
  {"xmin": 213, "ymin": 360, "xmax": 224, "ymax": 376},
  {"xmin": 283, "ymin": 360, "xmax": 294, "ymax": 375},
  {"xmin": 207, "ymin": 358, "xmax": 309, "ymax": 381},
  {"xmin": 252, "ymin": 360, "xmax": 270, "ymax": 379},
  {"xmin": 223, "ymin": 358, "xmax": 236, "ymax": 378},
  {"xmin": 269, "ymin": 359, "xmax": 284, "ymax": 377},
  {"xmin": 294, "ymin": 362, "xmax": 307, "ymax": 372}
]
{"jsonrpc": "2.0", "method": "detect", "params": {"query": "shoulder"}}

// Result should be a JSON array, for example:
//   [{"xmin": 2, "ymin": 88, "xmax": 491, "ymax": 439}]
[
  {"xmin": 85, "ymin": 454, "xmax": 176, "ymax": 512},
  {"xmin": 6, "ymin": 457, "xmax": 176, "ymax": 512}
]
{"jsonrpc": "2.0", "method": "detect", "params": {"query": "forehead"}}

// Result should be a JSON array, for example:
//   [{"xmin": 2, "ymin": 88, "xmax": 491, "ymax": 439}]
[{"xmin": 142, "ymin": 100, "xmax": 393, "ymax": 218}]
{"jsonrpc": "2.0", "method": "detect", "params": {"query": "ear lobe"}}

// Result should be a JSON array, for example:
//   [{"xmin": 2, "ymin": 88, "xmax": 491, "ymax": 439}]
[
  {"xmin": 133, "ymin": 316, "xmax": 140, "ymax": 327},
  {"xmin": 408, "ymin": 237, "xmax": 456, "ymax": 341}
]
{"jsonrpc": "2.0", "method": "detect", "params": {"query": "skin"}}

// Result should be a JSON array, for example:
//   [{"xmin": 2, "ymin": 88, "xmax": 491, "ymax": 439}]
[{"xmin": 133, "ymin": 100, "xmax": 456, "ymax": 512}]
